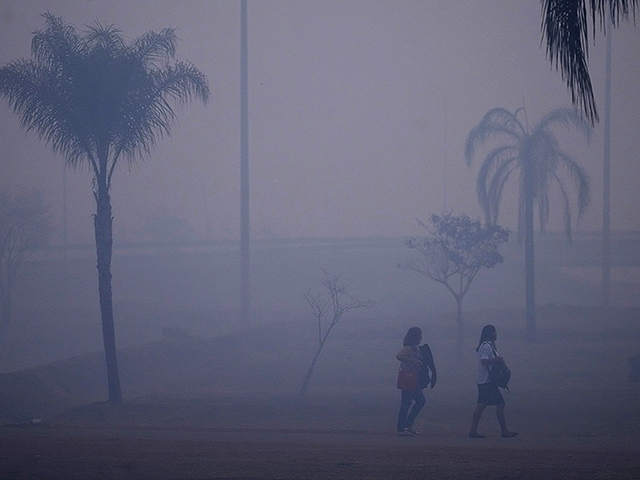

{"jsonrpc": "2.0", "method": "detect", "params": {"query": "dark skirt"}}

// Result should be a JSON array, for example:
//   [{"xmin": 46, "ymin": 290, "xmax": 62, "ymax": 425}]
[{"xmin": 477, "ymin": 382, "xmax": 504, "ymax": 405}]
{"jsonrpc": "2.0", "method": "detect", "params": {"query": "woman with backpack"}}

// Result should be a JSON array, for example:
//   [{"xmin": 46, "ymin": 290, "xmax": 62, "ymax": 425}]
[
  {"xmin": 396, "ymin": 327, "xmax": 437, "ymax": 436},
  {"xmin": 468, "ymin": 324, "xmax": 518, "ymax": 438}
]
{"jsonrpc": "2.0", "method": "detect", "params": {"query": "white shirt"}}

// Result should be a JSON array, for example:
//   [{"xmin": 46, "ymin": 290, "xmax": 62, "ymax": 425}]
[{"xmin": 476, "ymin": 341, "xmax": 497, "ymax": 384}]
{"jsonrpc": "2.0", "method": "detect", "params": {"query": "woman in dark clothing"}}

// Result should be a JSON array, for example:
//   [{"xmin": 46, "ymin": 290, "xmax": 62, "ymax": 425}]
[{"xmin": 396, "ymin": 327, "xmax": 437, "ymax": 435}]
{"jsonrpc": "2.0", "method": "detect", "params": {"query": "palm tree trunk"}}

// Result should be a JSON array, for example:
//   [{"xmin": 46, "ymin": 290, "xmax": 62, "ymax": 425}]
[
  {"xmin": 0, "ymin": 283, "xmax": 9, "ymax": 345},
  {"xmin": 94, "ymin": 178, "xmax": 122, "ymax": 403},
  {"xmin": 524, "ymin": 166, "xmax": 537, "ymax": 343},
  {"xmin": 0, "ymin": 261, "xmax": 16, "ymax": 343},
  {"xmin": 455, "ymin": 295, "xmax": 464, "ymax": 359},
  {"xmin": 0, "ymin": 277, "xmax": 11, "ymax": 329},
  {"xmin": 3, "ymin": 280, "xmax": 12, "ymax": 329}
]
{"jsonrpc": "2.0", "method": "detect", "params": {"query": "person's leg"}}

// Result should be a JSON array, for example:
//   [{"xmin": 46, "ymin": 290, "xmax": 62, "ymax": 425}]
[
  {"xmin": 405, "ymin": 388, "xmax": 426, "ymax": 430},
  {"xmin": 397, "ymin": 389, "xmax": 413, "ymax": 432},
  {"xmin": 496, "ymin": 403, "xmax": 518, "ymax": 437},
  {"xmin": 496, "ymin": 403, "xmax": 507, "ymax": 431},
  {"xmin": 469, "ymin": 403, "xmax": 487, "ymax": 437}
]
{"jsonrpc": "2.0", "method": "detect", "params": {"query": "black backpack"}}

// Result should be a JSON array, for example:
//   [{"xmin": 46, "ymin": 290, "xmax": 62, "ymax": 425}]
[
  {"xmin": 488, "ymin": 344, "xmax": 511, "ymax": 391},
  {"xmin": 419, "ymin": 343, "xmax": 434, "ymax": 389}
]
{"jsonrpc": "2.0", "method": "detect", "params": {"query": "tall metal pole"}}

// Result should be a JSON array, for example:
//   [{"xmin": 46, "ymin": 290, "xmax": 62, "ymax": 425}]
[
  {"xmin": 240, "ymin": 0, "xmax": 250, "ymax": 323},
  {"xmin": 442, "ymin": 99, "xmax": 448, "ymax": 213},
  {"xmin": 602, "ymin": 18, "xmax": 612, "ymax": 308},
  {"xmin": 63, "ymin": 165, "xmax": 68, "ymax": 260}
]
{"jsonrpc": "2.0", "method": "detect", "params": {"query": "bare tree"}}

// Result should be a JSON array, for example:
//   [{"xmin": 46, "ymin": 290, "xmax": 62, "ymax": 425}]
[
  {"xmin": 299, "ymin": 269, "xmax": 370, "ymax": 398},
  {"xmin": 0, "ymin": 190, "xmax": 52, "ymax": 340},
  {"xmin": 403, "ymin": 214, "xmax": 508, "ymax": 358}
]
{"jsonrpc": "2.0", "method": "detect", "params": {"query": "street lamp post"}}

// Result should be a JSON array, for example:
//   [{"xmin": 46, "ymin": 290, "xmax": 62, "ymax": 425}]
[
  {"xmin": 602, "ymin": 17, "xmax": 612, "ymax": 308},
  {"xmin": 240, "ymin": 0, "xmax": 250, "ymax": 324}
]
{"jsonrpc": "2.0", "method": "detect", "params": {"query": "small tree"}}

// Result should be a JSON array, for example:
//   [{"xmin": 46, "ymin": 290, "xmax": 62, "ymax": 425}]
[
  {"xmin": 0, "ymin": 190, "xmax": 52, "ymax": 340},
  {"xmin": 403, "ymin": 214, "xmax": 508, "ymax": 358},
  {"xmin": 299, "ymin": 269, "xmax": 370, "ymax": 398}
]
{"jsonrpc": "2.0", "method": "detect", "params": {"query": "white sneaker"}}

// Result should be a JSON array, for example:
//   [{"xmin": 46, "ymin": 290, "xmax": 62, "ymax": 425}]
[
  {"xmin": 397, "ymin": 429, "xmax": 412, "ymax": 436},
  {"xmin": 405, "ymin": 426, "xmax": 419, "ymax": 435}
]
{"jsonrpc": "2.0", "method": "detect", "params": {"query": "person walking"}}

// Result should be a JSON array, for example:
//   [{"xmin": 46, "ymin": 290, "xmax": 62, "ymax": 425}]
[
  {"xmin": 469, "ymin": 324, "xmax": 518, "ymax": 438},
  {"xmin": 396, "ymin": 326, "xmax": 427, "ymax": 436}
]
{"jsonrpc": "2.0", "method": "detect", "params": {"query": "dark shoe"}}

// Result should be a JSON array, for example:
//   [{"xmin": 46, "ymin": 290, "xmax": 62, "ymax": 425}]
[
  {"xmin": 468, "ymin": 432, "xmax": 486, "ymax": 438},
  {"xmin": 502, "ymin": 431, "xmax": 518, "ymax": 438}
]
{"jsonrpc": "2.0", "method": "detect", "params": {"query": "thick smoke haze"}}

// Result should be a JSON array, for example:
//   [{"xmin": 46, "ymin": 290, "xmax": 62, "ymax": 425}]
[
  {"xmin": 1, "ymin": 6, "xmax": 640, "ymax": 465},
  {"xmin": 1, "ymin": 0, "xmax": 640, "ymax": 245}
]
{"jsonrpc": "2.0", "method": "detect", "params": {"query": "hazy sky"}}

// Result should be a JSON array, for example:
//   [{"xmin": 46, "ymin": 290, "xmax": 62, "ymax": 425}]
[{"xmin": 1, "ymin": 0, "xmax": 639, "ymax": 244}]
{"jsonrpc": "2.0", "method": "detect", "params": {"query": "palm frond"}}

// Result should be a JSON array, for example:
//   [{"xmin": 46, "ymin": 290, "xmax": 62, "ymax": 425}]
[
  {"xmin": 535, "ymin": 107, "xmax": 592, "ymax": 141},
  {"xmin": 84, "ymin": 21, "xmax": 126, "ymax": 53},
  {"xmin": 154, "ymin": 61, "xmax": 210, "ymax": 105},
  {"xmin": 1, "ymin": 15, "xmax": 209, "ymax": 186},
  {"xmin": 553, "ymin": 173, "xmax": 574, "ymax": 241},
  {"xmin": 111, "ymin": 60, "xmax": 209, "ymax": 170},
  {"xmin": 31, "ymin": 13, "xmax": 83, "ymax": 68},
  {"xmin": 541, "ymin": 0, "xmax": 638, "ymax": 124},
  {"xmin": 557, "ymin": 151, "xmax": 591, "ymax": 216},
  {"xmin": 541, "ymin": 0, "xmax": 597, "ymax": 123},
  {"xmin": 486, "ymin": 161, "xmax": 517, "ymax": 225},
  {"xmin": 0, "ymin": 59, "xmax": 91, "ymax": 167},
  {"xmin": 464, "ymin": 108, "xmax": 524, "ymax": 165},
  {"xmin": 475, "ymin": 146, "xmax": 518, "ymax": 223},
  {"xmin": 130, "ymin": 28, "xmax": 177, "ymax": 65}
]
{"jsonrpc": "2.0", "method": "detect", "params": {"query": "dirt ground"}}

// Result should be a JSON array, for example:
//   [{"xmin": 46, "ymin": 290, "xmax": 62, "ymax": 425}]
[
  {"xmin": 1, "ymin": 426, "xmax": 639, "ymax": 480},
  {"xmin": 1, "ymin": 305, "xmax": 640, "ymax": 479}
]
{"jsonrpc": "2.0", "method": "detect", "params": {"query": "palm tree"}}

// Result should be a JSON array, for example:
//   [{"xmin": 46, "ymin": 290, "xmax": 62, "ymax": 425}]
[
  {"xmin": 0, "ymin": 14, "xmax": 209, "ymax": 402},
  {"xmin": 465, "ymin": 107, "xmax": 591, "ymax": 342},
  {"xmin": 541, "ymin": 0, "xmax": 637, "ymax": 125}
]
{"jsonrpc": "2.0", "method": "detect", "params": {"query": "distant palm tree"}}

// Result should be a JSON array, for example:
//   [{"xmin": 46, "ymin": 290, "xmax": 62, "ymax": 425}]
[
  {"xmin": 465, "ymin": 107, "xmax": 591, "ymax": 342},
  {"xmin": 541, "ymin": 0, "xmax": 637, "ymax": 124},
  {"xmin": 0, "ymin": 14, "xmax": 209, "ymax": 402}
]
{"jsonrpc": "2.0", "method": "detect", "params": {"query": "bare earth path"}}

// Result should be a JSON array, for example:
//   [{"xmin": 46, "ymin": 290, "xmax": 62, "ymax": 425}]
[{"xmin": 1, "ymin": 426, "xmax": 639, "ymax": 479}]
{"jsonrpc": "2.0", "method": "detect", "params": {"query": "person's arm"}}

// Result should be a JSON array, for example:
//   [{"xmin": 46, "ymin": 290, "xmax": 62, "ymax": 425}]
[
  {"xmin": 396, "ymin": 346, "xmax": 422, "ymax": 366},
  {"xmin": 479, "ymin": 342, "xmax": 504, "ymax": 365}
]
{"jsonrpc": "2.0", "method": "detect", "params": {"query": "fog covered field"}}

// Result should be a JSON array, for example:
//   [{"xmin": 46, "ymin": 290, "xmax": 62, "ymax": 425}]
[
  {"xmin": 2, "ymin": 300, "xmax": 640, "ymax": 438},
  {"xmin": 0, "ymin": 237, "xmax": 639, "ymax": 479},
  {"xmin": 0, "ymin": 235, "xmax": 639, "ymax": 436},
  {"xmin": 3, "ymin": 233, "xmax": 640, "ymax": 372}
]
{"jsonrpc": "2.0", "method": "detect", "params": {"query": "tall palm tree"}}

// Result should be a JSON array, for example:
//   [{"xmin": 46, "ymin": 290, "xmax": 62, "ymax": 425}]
[
  {"xmin": 0, "ymin": 14, "xmax": 209, "ymax": 402},
  {"xmin": 465, "ymin": 107, "xmax": 591, "ymax": 342},
  {"xmin": 541, "ymin": 0, "xmax": 637, "ymax": 125}
]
